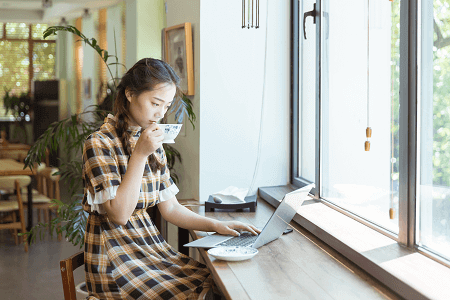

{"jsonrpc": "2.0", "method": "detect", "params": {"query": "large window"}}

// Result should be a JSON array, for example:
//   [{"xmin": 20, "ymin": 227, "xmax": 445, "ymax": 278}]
[
  {"xmin": 293, "ymin": 0, "xmax": 450, "ymax": 264},
  {"xmin": 0, "ymin": 23, "xmax": 56, "ymax": 117},
  {"xmin": 417, "ymin": 0, "xmax": 450, "ymax": 262}
]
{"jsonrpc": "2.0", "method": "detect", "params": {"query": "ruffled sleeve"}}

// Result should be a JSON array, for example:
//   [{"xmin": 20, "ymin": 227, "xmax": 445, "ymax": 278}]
[
  {"xmin": 83, "ymin": 133, "xmax": 122, "ymax": 213},
  {"xmin": 157, "ymin": 148, "xmax": 179, "ymax": 204}
]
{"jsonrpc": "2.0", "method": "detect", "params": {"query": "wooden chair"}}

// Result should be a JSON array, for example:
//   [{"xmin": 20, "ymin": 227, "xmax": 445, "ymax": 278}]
[
  {"xmin": 14, "ymin": 166, "xmax": 62, "ymax": 240},
  {"xmin": 60, "ymin": 251, "xmax": 210, "ymax": 300},
  {"xmin": 0, "ymin": 149, "xmax": 30, "ymax": 163},
  {"xmin": 36, "ymin": 167, "xmax": 61, "ymax": 224},
  {"xmin": 60, "ymin": 251, "xmax": 85, "ymax": 300},
  {"xmin": 0, "ymin": 176, "xmax": 30, "ymax": 252}
]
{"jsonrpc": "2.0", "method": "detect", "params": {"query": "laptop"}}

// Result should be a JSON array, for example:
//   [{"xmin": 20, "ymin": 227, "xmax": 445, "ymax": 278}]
[{"xmin": 184, "ymin": 184, "xmax": 314, "ymax": 249}]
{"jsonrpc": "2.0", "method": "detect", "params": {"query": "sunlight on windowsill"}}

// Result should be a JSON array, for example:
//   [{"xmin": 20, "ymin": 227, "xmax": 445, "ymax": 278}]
[{"xmin": 259, "ymin": 185, "xmax": 450, "ymax": 300}]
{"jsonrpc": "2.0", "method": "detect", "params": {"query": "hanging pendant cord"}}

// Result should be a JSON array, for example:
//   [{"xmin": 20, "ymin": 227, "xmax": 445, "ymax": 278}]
[
  {"xmin": 364, "ymin": 0, "xmax": 371, "ymax": 151},
  {"xmin": 389, "ymin": 1, "xmax": 395, "ymax": 219},
  {"xmin": 367, "ymin": 0, "xmax": 370, "ymax": 130}
]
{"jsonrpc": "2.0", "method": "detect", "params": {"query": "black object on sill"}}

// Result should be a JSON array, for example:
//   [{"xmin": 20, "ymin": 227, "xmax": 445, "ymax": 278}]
[{"xmin": 205, "ymin": 195, "xmax": 257, "ymax": 212}]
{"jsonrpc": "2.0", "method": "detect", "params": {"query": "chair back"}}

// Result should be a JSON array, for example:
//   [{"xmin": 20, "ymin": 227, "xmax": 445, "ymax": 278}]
[
  {"xmin": 0, "ymin": 177, "xmax": 30, "ymax": 252},
  {"xmin": 38, "ymin": 167, "xmax": 60, "ymax": 200},
  {"xmin": 60, "ymin": 251, "xmax": 84, "ymax": 300}
]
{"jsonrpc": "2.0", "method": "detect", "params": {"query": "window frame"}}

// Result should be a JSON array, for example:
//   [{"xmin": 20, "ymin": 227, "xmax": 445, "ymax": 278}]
[
  {"xmin": 0, "ymin": 23, "xmax": 56, "ymax": 117},
  {"xmin": 291, "ymin": 0, "xmax": 450, "ymax": 267}
]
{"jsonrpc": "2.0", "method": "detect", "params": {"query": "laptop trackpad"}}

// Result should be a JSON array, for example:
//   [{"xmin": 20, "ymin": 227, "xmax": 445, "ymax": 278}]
[{"xmin": 184, "ymin": 234, "xmax": 231, "ymax": 248}]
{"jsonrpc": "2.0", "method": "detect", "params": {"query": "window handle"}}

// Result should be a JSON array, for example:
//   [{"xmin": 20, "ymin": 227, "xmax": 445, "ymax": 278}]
[{"xmin": 303, "ymin": 3, "xmax": 316, "ymax": 39}]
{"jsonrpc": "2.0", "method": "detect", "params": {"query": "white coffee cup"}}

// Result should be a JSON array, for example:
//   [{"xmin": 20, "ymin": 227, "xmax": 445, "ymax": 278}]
[{"xmin": 158, "ymin": 124, "xmax": 183, "ymax": 143}]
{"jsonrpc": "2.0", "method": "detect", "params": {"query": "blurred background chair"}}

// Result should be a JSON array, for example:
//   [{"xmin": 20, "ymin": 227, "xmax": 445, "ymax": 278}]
[
  {"xmin": 11, "ymin": 166, "xmax": 62, "ymax": 241},
  {"xmin": 0, "ymin": 176, "xmax": 30, "ymax": 252}
]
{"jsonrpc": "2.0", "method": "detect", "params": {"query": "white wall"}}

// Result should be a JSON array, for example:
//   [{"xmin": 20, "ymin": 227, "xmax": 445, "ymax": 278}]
[
  {"xmin": 126, "ymin": 0, "xmax": 166, "ymax": 69},
  {"xmin": 107, "ymin": 2, "xmax": 126, "ymax": 82},
  {"xmin": 165, "ymin": 0, "xmax": 201, "ymax": 200},
  {"xmin": 166, "ymin": 0, "xmax": 291, "ymax": 202}
]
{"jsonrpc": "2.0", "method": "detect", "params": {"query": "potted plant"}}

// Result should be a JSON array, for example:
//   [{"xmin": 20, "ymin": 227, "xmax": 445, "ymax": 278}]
[{"xmin": 21, "ymin": 25, "xmax": 196, "ymax": 248}]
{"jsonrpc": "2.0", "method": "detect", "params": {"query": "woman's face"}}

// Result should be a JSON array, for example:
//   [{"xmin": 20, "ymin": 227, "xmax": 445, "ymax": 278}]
[{"xmin": 126, "ymin": 83, "xmax": 176, "ymax": 129}]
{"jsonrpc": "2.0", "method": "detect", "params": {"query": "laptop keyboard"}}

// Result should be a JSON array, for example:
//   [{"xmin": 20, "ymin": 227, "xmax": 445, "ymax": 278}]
[{"xmin": 216, "ymin": 233, "xmax": 258, "ymax": 247}]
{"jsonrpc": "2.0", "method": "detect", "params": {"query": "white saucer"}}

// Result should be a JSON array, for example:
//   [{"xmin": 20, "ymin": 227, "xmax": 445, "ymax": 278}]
[
  {"xmin": 207, "ymin": 246, "xmax": 258, "ymax": 261},
  {"xmin": 162, "ymin": 140, "xmax": 175, "ymax": 144}
]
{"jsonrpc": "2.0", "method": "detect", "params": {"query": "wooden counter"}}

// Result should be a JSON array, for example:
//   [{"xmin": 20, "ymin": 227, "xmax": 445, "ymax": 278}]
[{"xmin": 185, "ymin": 199, "xmax": 403, "ymax": 300}]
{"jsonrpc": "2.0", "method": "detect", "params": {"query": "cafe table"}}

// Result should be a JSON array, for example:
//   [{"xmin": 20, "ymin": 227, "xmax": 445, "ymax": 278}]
[
  {"xmin": 0, "ymin": 158, "xmax": 36, "ymax": 231},
  {"xmin": 0, "ymin": 143, "xmax": 31, "ymax": 151}
]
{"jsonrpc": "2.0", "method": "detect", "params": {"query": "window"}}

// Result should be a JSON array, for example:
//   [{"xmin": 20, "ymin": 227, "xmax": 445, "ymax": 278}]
[
  {"xmin": 0, "ymin": 23, "xmax": 56, "ymax": 117},
  {"xmin": 417, "ymin": 0, "xmax": 450, "ymax": 262},
  {"xmin": 293, "ymin": 0, "xmax": 450, "ymax": 265}
]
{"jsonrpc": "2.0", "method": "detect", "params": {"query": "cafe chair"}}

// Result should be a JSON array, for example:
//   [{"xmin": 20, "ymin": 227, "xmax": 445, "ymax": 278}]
[
  {"xmin": 13, "ymin": 166, "xmax": 62, "ymax": 241},
  {"xmin": 0, "ymin": 149, "xmax": 30, "ymax": 163},
  {"xmin": 60, "ymin": 251, "xmax": 85, "ymax": 300},
  {"xmin": 0, "ymin": 176, "xmax": 30, "ymax": 252}
]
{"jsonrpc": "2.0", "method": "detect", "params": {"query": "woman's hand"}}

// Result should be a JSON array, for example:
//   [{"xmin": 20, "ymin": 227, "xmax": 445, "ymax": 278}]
[
  {"xmin": 213, "ymin": 220, "xmax": 261, "ymax": 237},
  {"xmin": 134, "ymin": 123, "xmax": 164, "ymax": 157}
]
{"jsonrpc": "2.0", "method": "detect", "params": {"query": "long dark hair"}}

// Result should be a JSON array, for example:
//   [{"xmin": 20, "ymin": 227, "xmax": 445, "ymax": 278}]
[{"xmin": 113, "ymin": 58, "xmax": 181, "ymax": 172}]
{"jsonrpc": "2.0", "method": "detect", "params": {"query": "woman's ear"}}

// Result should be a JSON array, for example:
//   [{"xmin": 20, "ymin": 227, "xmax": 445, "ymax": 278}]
[{"xmin": 125, "ymin": 89, "xmax": 132, "ymax": 102}]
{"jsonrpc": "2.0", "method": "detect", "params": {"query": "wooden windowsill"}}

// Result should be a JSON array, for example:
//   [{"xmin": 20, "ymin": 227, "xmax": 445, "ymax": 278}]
[
  {"xmin": 184, "ymin": 198, "xmax": 402, "ymax": 299},
  {"xmin": 259, "ymin": 185, "xmax": 450, "ymax": 300}
]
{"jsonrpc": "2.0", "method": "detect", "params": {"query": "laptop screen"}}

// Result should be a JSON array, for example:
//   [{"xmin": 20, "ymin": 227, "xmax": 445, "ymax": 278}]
[{"xmin": 252, "ymin": 184, "xmax": 314, "ymax": 248}]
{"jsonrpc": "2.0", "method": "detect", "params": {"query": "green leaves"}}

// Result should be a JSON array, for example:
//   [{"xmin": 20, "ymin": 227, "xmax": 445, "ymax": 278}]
[
  {"xmin": 24, "ymin": 107, "xmax": 106, "ymax": 171},
  {"xmin": 166, "ymin": 93, "xmax": 196, "ymax": 130},
  {"xmin": 19, "ymin": 197, "xmax": 87, "ymax": 248},
  {"xmin": 44, "ymin": 25, "xmax": 118, "ymax": 90},
  {"xmin": 22, "ymin": 107, "xmax": 105, "ymax": 248},
  {"xmin": 163, "ymin": 144, "xmax": 182, "ymax": 184},
  {"xmin": 43, "ymin": 25, "xmax": 84, "ymax": 40}
]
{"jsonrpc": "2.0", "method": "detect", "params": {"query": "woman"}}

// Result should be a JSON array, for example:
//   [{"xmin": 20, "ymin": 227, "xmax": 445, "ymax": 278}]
[{"xmin": 82, "ymin": 58, "xmax": 259, "ymax": 300}]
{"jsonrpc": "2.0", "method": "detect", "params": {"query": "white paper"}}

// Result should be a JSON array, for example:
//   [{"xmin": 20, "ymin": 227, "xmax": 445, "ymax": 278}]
[{"xmin": 211, "ymin": 186, "xmax": 248, "ymax": 204}]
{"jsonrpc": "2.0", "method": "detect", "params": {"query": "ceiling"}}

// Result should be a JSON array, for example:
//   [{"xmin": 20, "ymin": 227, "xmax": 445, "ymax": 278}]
[{"xmin": 0, "ymin": 0, "xmax": 122, "ymax": 24}]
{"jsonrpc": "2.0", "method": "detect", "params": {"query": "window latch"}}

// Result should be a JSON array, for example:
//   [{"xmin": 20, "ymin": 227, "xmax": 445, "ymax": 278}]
[{"xmin": 303, "ymin": 3, "xmax": 316, "ymax": 39}]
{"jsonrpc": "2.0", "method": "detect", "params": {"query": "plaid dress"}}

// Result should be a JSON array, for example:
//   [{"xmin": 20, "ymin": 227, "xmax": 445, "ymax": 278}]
[{"xmin": 82, "ymin": 115, "xmax": 212, "ymax": 299}]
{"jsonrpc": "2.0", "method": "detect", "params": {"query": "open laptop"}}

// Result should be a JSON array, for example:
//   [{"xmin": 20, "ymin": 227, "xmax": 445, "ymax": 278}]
[{"xmin": 184, "ymin": 184, "xmax": 314, "ymax": 249}]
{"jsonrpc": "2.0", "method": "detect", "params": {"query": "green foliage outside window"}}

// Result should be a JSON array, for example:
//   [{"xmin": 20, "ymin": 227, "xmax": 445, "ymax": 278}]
[
  {"xmin": 6, "ymin": 23, "xmax": 29, "ymax": 39},
  {"xmin": 391, "ymin": 1, "xmax": 450, "ymax": 188},
  {"xmin": 0, "ymin": 41, "xmax": 29, "ymax": 99},
  {"xmin": 0, "ymin": 23, "xmax": 56, "ymax": 117},
  {"xmin": 432, "ymin": 1, "xmax": 450, "ymax": 187},
  {"xmin": 33, "ymin": 42, "xmax": 56, "ymax": 81}
]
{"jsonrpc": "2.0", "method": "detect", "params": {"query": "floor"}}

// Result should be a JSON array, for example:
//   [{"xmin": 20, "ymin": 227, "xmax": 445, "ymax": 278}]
[{"xmin": 0, "ymin": 209, "xmax": 85, "ymax": 300}]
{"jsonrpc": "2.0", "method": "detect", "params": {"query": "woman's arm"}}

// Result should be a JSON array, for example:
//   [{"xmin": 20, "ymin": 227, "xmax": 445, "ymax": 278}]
[
  {"xmin": 157, "ymin": 197, "xmax": 260, "ymax": 236},
  {"xmin": 103, "ymin": 123, "xmax": 163, "ymax": 225},
  {"xmin": 102, "ymin": 152, "xmax": 148, "ymax": 225}
]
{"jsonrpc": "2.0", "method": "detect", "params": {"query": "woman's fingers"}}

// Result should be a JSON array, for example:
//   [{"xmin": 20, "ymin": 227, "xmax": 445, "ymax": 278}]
[
  {"xmin": 135, "ymin": 124, "xmax": 165, "ymax": 156},
  {"xmin": 250, "ymin": 225, "xmax": 261, "ymax": 235},
  {"xmin": 229, "ymin": 228, "xmax": 241, "ymax": 237},
  {"xmin": 145, "ymin": 124, "xmax": 162, "ymax": 136},
  {"xmin": 229, "ymin": 222, "xmax": 260, "ymax": 236},
  {"xmin": 242, "ymin": 224, "xmax": 259, "ymax": 235}
]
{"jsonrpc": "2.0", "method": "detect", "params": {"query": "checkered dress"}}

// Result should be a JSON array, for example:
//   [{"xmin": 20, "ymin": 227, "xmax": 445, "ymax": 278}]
[{"xmin": 82, "ymin": 115, "xmax": 211, "ymax": 299}]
